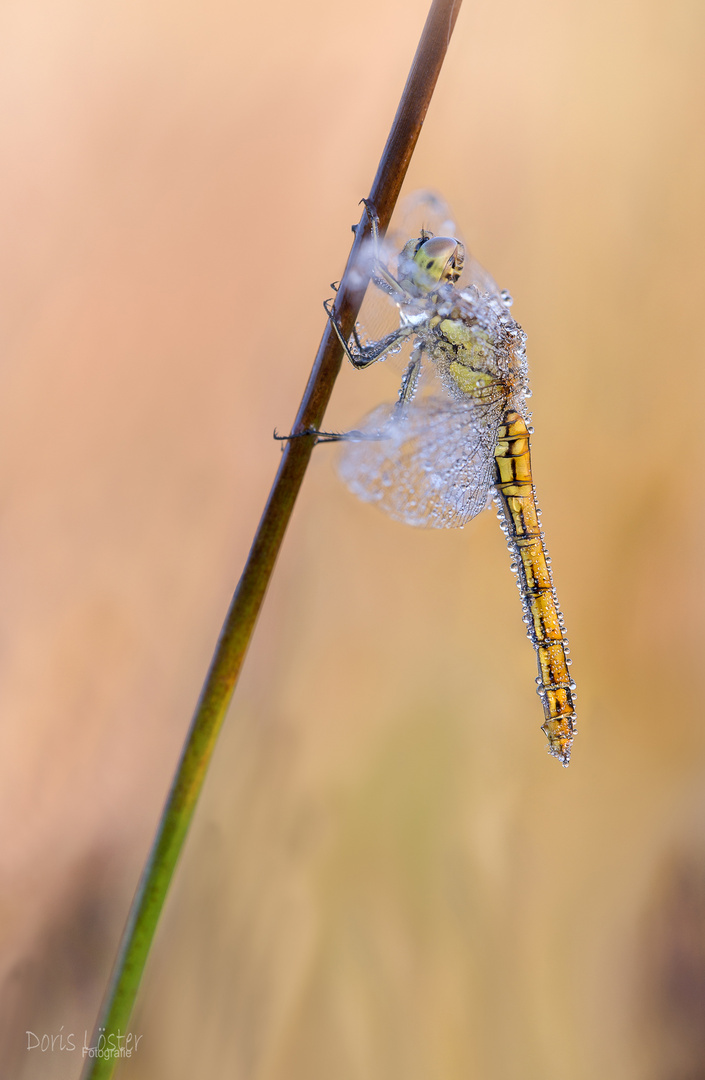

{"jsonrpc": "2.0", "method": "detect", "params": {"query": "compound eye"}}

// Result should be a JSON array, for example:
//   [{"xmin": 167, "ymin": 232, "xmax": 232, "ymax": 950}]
[{"xmin": 414, "ymin": 236, "xmax": 464, "ymax": 287}]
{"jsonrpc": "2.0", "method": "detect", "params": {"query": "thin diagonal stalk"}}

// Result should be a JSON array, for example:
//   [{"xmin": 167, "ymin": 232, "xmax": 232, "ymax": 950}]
[{"xmin": 81, "ymin": 1, "xmax": 462, "ymax": 1075}]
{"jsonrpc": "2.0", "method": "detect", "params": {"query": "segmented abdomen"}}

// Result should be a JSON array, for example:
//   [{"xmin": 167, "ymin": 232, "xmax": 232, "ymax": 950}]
[{"xmin": 493, "ymin": 410, "xmax": 576, "ymax": 765}]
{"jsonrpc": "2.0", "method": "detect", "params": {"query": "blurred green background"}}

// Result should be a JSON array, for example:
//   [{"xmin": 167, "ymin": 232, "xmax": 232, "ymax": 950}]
[{"xmin": 1, "ymin": 0, "xmax": 704, "ymax": 1077}]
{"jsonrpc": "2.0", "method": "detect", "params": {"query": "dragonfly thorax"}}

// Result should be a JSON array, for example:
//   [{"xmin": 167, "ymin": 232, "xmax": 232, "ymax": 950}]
[{"xmin": 397, "ymin": 233, "xmax": 465, "ymax": 297}]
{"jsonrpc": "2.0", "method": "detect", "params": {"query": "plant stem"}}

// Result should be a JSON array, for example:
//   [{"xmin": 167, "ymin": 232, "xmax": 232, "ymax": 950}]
[{"xmin": 81, "ymin": 1, "xmax": 462, "ymax": 1075}]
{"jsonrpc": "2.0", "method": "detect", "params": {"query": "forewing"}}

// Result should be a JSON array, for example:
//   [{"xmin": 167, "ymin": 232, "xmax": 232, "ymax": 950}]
[
  {"xmin": 350, "ymin": 191, "xmax": 506, "ymax": 372},
  {"xmin": 389, "ymin": 190, "xmax": 504, "ymax": 300},
  {"xmin": 387, "ymin": 190, "xmax": 463, "ymax": 252},
  {"xmin": 338, "ymin": 394, "xmax": 505, "ymax": 529}
]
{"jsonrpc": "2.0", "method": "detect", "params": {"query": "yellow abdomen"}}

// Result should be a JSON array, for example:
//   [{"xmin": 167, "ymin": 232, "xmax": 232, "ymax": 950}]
[{"xmin": 493, "ymin": 410, "xmax": 576, "ymax": 765}]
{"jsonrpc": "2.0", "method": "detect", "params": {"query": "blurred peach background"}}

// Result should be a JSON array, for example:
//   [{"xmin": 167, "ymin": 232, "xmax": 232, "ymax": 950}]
[{"xmin": 1, "ymin": 0, "xmax": 704, "ymax": 1077}]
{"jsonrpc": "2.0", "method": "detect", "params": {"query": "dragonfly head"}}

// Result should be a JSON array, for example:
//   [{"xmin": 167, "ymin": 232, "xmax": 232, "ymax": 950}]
[{"xmin": 397, "ymin": 232, "xmax": 465, "ymax": 297}]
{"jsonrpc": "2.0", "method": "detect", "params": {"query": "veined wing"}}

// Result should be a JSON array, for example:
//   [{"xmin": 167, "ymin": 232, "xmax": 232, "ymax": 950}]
[
  {"xmin": 338, "ymin": 392, "xmax": 507, "ymax": 529},
  {"xmin": 388, "ymin": 190, "xmax": 506, "ymax": 302},
  {"xmin": 351, "ymin": 192, "xmax": 509, "ymax": 372}
]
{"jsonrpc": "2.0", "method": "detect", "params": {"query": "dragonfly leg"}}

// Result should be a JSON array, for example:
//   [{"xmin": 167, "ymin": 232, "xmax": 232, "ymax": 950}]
[
  {"xmin": 324, "ymin": 197, "xmax": 422, "ymax": 369},
  {"xmin": 353, "ymin": 197, "xmax": 381, "ymax": 243},
  {"xmin": 395, "ymin": 349, "xmax": 423, "ymax": 412},
  {"xmin": 323, "ymin": 297, "xmax": 414, "ymax": 370},
  {"xmin": 352, "ymin": 198, "xmax": 411, "ymax": 301},
  {"xmin": 273, "ymin": 427, "xmax": 384, "ymax": 445}
]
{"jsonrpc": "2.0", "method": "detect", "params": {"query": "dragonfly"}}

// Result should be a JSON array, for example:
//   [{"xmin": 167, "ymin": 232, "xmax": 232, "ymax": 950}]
[{"xmin": 312, "ymin": 193, "xmax": 576, "ymax": 765}]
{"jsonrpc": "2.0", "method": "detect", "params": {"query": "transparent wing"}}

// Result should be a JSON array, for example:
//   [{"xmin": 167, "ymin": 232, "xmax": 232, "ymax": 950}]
[
  {"xmin": 338, "ymin": 393, "xmax": 507, "ymax": 529},
  {"xmin": 351, "ymin": 237, "xmax": 410, "ymax": 370},
  {"xmin": 350, "ymin": 191, "xmax": 506, "ymax": 377},
  {"xmin": 388, "ymin": 190, "xmax": 505, "ymax": 301}
]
